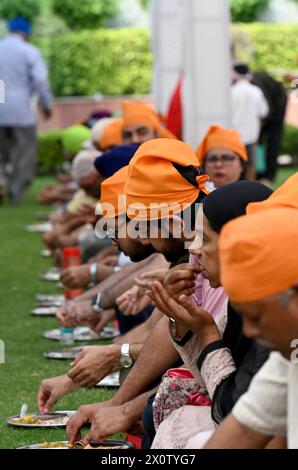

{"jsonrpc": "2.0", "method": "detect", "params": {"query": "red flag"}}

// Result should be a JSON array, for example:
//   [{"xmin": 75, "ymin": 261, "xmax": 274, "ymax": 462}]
[{"xmin": 165, "ymin": 76, "xmax": 183, "ymax": 139}]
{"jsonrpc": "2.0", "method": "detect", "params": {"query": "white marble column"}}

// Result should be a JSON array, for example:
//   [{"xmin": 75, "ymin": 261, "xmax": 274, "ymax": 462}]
[{"xmin": 151, "ymin": 0, "xmax": 231, "ymax": 147}]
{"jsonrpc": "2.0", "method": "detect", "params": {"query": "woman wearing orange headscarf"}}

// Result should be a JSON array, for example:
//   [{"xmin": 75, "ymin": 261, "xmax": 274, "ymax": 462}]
[{"xmin": 195, "ymin": 125, "xmax": 248, "ymax": 189}]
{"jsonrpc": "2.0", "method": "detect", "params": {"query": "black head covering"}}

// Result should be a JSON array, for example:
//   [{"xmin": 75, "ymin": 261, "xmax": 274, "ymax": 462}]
[{"xmin": 203, "ymin": 181, "xmax": 273, "ymax": 233}]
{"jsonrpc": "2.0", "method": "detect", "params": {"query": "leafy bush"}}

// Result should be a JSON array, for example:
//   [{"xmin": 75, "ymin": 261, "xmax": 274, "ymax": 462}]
[
  {"xmin": 230, "ymin": 0, "xmax": 270, "ymax": 22},
  {"xmin": 52, "ymin": 0, "xmax": 118, "ymax": 31},
  {"xmin": 0, "ymin": 0, "xmax": 40, "ymax": 21},
  {"xmin": 37, "ymin": 130, "xmax": 64, "ymax": 174},
  {"xmin": 36, "ymin": 24, "xmax": 298, "ymax": 98},
  {"xmin": 281, "ymin": 124, "xmax": 298, "ymax": 157},
  {"xmin": 235, "ymin": 24, "xmax": 298, "ymax": 73},
  {"xmin": 47, "ymin": 28, "xmax": 152, "ymax": 96}
]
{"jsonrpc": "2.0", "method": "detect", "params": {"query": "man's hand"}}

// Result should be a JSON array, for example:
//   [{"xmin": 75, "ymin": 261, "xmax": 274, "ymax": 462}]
[
  {"xmin": 87, "ymin": 309, "xmax": 116, "ymax": 334},
  {"xmin": 42, "ymin": 107, "xmax": 52, "ymax": 120},
  {"xmin": 67, "ymin": 402, "xmax": 114, "ymax": 444},
  {"xmin": 76, "ymin": 203, "xmax": 96, "ymax": 217},
  {"xmin": 60, "ymin": 265, "xmax": 91, "ymax": 289},
  {"xmin": 67, "ymin": 344, "xmax": 120, "ymax": 388},
  {"xmin": 100, "ymin": 255, "xmax": 117, "ymax": 266},
  {"xmin": 135, "ymin": 268, "xmax": 169, "ymax": 288},
  {"xmin": 56, "ymin": 300, "xmax": 99, "ymax": 328},
  {"xmin": 37, "ymin": 375, "xmax": 79, "ymax": 413},
  {"xmin": 81, "ymin": 404, "xmax": 138, "ymax": 445},
  {"xmin": 116, "ymin": 285, "xmax": 151, "ymax": 316}
]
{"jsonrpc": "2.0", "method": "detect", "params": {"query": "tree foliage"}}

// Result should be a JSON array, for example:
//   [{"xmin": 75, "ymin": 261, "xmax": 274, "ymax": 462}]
[
  {"xmin": 0, "ymin": 0, "xmax": 40, "ymax": 22},
  {"xmin": 52, "ymin": 0, "xmax": 119, "ymax": 30},
  {"xmin": 230, "ymin": 0, "xmax": 270, "ymax": 22}
]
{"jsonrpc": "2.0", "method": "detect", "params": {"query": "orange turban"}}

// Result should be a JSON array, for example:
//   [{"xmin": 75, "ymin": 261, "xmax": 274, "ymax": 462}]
[
  {"xmin": 100, "ymin": 118, "xmax": 123, "ymax": 151},
  {"xmin": 122, "ymin": 101, "xmax": 176, "ymax": 139},
  {"xmin": 219, "ymin": 208, "xmax": 298, "ymax": 303},
  {"xmin": 98, "ymin": 166, "xmax": 128, "ymax": 218},
  {"xmin": 247, "ymin": 172, "xmax": 298, "ymax": 215},
  {"xmin": 125, "ymin": 138, "xmax": 209, "ymax": 221},
  {"xmin": 195, "ymin": 125, "xmax": 247, "ymax": 164}
]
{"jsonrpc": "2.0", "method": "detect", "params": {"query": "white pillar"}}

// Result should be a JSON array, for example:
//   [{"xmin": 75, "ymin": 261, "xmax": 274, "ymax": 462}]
[
  {"xmin": 150, "ymin": 0, "xmax": 184, "ymax": 115},
  {"xmin": 182, "ymin": 0, "xmax": 231, "ymax": 146},
  {"xmin": 151, "ymin": 0, "xmax": 231, "ymax": 147}
]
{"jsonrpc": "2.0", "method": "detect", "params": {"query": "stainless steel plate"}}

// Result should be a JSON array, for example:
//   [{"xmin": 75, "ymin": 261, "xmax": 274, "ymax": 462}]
[
  {"xmin": 25, "ymin": 223, "xmax": 53, "ymax": 233},
  {"xmin": 43, "ymin": 327, "xmax": 119, "ymax": 342},
  {"xmin": 39, "ymin": 268, "xmax": 61, "ymax": 282},
  {"xmin": 96, "ymin": 372, "xmax": 120, "ymax": 388},
  {"xmin": 44, "ymin": 346, "xmax": 84, "ymax": 360},
  {"xmin": 18, "ymin": 441, "xmax": 72, "ymax": 449},
  {"xmin": 36, "ymin": 294, "xmax": 65, "ymax": 304},
  {"xmin": 31, "ymin": 306, "xmax": 58, "ymax": 316},
  {"xmin": 6, "ymin": 411, "xmax": 75, "ymax": 428},
  {"xmin": 40, "ymin": 249, "xmax": 52, "ymax": 258}
]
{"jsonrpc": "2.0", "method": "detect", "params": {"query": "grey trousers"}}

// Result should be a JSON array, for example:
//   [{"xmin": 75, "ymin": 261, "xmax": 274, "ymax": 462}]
[{"xmin": 0, "ymin": 126, "xmax": 37, "ymax": 204}]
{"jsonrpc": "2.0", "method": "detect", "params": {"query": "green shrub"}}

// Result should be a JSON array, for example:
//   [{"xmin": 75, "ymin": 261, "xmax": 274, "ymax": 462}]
[
  {"xmin": 47, "ymin": 28, "xmax": 152, "ymax": 96},
  {"xmin": 37, "ymin": 24, "xmax": 298, "ymax": 98},
  {"xmin": 281, "ymin": 124, "xmax": 298, "ymax": 157},
  {"xmin": 235, "ymin": 24, "xmax": 298, "ymax": 73},
  {"xmin": 230, "ymin": 0, "xmax": 270, "ymax": 23},
  {"xmin": 0, "ymin": 0, "xmax": 40, "ymax": 22},
  {"xmin": 52, "ymin": 0, "xmax": 118, "ymax": 31},
  {"xmin": 37, "ymin": 130, "xmax": 64, "ymax": 174}
]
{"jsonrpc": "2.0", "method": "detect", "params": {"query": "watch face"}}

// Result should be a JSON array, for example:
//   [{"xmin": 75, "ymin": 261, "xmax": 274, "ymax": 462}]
[{"xmin": 120, "ymin": 355, "xmax": 133, "ymax": 368}]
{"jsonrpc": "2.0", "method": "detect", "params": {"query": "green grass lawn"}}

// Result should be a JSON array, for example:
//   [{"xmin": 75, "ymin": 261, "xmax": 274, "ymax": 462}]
[
  {"xmin": 0, "ymin": 168, "xmax": 296, "ymax": 449},
  {"xmin": 0, "ymin": 177, "xmax": 113, "ymax": 449}
]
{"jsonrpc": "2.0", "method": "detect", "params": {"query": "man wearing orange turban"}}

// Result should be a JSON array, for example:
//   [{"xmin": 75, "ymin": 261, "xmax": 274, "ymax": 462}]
[
  {"xmin": 125, "ymin": 138, "xmax": 209, "ymax": 262},
  {"xmin": 100, "ymin": 118, "xmax": 123, "ymax": 151},
  {"xmin": 203, "ymin": 207, "xmax": 298, "ymax": 449},
  {"xmin": 121, "ymin": 101, "xmax": 176, "ymax": 146},
  {"xmin": 195, "ymin": 125, "xmax": 248, "ymax": 189}
]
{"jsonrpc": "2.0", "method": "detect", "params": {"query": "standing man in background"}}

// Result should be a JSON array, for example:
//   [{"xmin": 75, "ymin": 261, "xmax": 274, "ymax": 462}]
[
  {"xmin": 231, "ymin": 63, "xmax": 269, "ymax": 180},
  {"xmin": 0, "ymin": 17, "xmax": 52, "ymax": 205},
  {"xmin": 252, "ymin": 71, "xmax": 287, "ymax": 185}
]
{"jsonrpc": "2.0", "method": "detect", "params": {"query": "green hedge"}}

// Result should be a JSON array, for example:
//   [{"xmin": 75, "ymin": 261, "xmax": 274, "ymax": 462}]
[
  {"xmin": 281, "ymin": 124, "xmax": 298, "ymax": 158},
  {"xmin": 233, "ymin": 24, "xmax": 298, "ymax": 73},
  {"xmin": 37, "ymin": 130, "xmax": 64, "ymax": 174},
  {"xmin": 44, "ymin": 28, "xmax": 152, "ymax": 97},
  {"xmin": 37, "ymin": 25, "xmax": 298, "ymax": 98}
]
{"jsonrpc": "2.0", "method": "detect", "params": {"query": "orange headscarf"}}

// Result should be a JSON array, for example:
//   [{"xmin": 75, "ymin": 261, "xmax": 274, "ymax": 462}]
[
  {"xmin": 100, "ymin": 118, "xmax": 123, "ymax": 151},
  {"xmin": 125, "ymin": 138, "xmax": 209, "ymax": 221},
  {"xmin": 122, "ymin": 101, "xmax": 177, "ymax": 140},
  {"xmin": 195, "ymin": 125, "xmax": 247, "ymax": 164},
  {"xmin": 247, "ymin": 172, "xmax": 298, "ymax": 214},
  {"xmin": 219, "ymin": 208, "xmax": 298, "ymax": 303},
  {"xmin": 98, "ymin": 166, "xmax": 128, "ymax": 218}
]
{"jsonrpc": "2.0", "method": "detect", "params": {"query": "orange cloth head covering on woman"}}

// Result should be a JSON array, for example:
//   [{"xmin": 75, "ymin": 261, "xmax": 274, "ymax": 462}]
[
  {"xmin": 100, "ymin": 118, "xmax": 123, "ymax": 151},
  {"xmin": 219, "ymin": 208, "xmax": 298, "ymax": 303},
  {"xmin": 125, "ymin": 138, "xmax": 209, "ymax": 221},
  {"xmin": 122, "ymin": 101, "xmax": 176, "ymax": 139},
  {"xmin": 247, "ymin": 172, "xmax": 298, "ymax": 214},
  {"xmin": 195, "ymin": 125, "xmax": 247, "ymax": 164}
]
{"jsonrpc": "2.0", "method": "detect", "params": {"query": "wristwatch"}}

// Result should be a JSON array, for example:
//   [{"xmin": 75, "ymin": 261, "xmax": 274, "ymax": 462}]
[
  {"xmin": 120, "ymin": 343, "xmax": 133, "ymax": 369},
  {"xmin": 169, "ymin": 317, "xmax": 177, "ymax": 338},
  {"xmin": 91, "ymin": 292, "xmax": 103, "ymax": 313},
  {"xmin": 89, "ymin": 263, "xmax": 98, "ymax": 284}
]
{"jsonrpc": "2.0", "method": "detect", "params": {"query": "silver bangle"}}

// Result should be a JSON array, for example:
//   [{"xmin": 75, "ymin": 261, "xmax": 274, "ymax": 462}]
[{"xmin": 89, "ymin": 263, "xmax": 98, "ymax": 284}]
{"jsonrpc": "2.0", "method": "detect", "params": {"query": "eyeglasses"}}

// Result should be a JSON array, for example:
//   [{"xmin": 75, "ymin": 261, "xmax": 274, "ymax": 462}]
[
  {"xmin": 106, "ymin": 217, "xmax": 127, "ymax": 240},
  {"xmin": 205, "ymin": 155, "xmax": 238, "ymax": 165}
]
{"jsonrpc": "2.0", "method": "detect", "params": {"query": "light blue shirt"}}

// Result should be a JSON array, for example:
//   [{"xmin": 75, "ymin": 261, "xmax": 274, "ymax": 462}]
[{"xmin": 0, "ymin": 34, "xmax": 52, "ymax": 126}]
